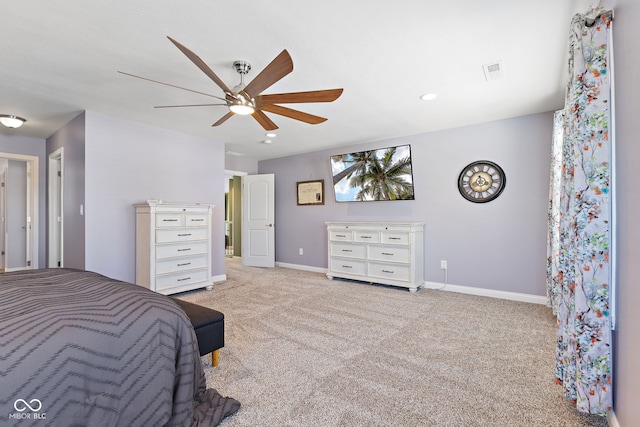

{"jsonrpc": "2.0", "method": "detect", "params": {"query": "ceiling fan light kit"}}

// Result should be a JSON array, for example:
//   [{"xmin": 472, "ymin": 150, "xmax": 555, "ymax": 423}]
[
  {"xmin": 0, "ymin": 115, "xmax": 26, "ymax": 128},
  {"xmin": 120, "ymin": 36, "xmax": 343, "ymax": 131},
  {"xmin": 227, "ymin": 92, "xmax": 256, "ymax": 115}
]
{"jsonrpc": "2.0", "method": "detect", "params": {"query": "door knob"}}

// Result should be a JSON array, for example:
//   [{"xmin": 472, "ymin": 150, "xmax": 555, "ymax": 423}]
[{"xmin": 267, "ymin": 223, "xmax": 273, "ymax": 227}]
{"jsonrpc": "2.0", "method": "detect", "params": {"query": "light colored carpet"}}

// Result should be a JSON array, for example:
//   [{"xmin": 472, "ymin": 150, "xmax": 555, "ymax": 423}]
[{"xmin": 177, "ymin": 257, "xmax": 609, "ymax": 427}]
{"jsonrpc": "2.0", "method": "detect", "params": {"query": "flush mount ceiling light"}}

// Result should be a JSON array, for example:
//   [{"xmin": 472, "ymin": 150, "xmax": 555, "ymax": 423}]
[
  {"xmin": 0, "ymin": 115, "xmax": 26, "ymax": 128},
  {"xmin": 420, "ymin": 93, "xmax": 437, "ymax": 101}
]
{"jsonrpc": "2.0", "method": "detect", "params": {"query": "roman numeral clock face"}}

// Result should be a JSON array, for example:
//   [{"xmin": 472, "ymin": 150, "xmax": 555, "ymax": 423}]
[{"xmin": 457, "ymin": 161, "xmax": 506, "ymax": 203}]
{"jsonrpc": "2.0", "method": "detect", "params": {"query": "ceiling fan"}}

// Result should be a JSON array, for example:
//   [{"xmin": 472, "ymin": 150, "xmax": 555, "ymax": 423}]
[{"xmin": 118, "ymin": 36, "xmax": 344, "ymax": 131}]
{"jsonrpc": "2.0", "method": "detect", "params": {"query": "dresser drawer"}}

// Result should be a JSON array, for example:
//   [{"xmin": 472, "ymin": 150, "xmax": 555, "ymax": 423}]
[
  {"xmin": 156, "ymin": 213, "xmax": 185, "ymax": 227},
  {"xmin": 156, "ymin": 269, "xmax": 208, "ymax": 291},
  {"xmin": 381, "ymin": 232, "xmax": 409, "ymax": 245},
  {"xmin": 330, "ymin": 242, "xmax": 366, "ymax": 259},
  {"xmin": 156, "ymin": 227, "xmax": 208, "ymax": 243},
  {"xmin": 156, "ymin": 242, "xmax": 208, "ymax": 259},
  {"xmin": 368, "ymin": 262, "xmax": 411, "ymax": 282},
  {"xmin": 354, "ymin": 231, "xmax": 380, "ymax": 243},
  {"xmin": 155, "ymin": 254, "xmax": 208, "ymax": 275},
  {"xmin": 329, "ymin": 258, "xmax": 366, "ymax": 276},
  {"xmin": 186, "ymin": 213, "xmax": 209, "ymax": 226},
  {"xmin": 368, "ymin": 245, "xmax": 410, "ymax": 263},
  {"xmin": 329, "ymin": 230, "xmax": 352, "ymax": 242}
]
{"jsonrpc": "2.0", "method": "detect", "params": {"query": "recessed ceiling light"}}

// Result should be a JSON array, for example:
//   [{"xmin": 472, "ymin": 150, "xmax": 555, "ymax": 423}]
[
  {"xmin": 266, "ymin": 133, "xmax": 277, "ymax": 138},
  {"xmin": 263, "ymin": 140, "xmax": 272, "ymax": 144},
  {"xmin": 420, "ymin": 93, "xmax": 437, "ymax": 101}
]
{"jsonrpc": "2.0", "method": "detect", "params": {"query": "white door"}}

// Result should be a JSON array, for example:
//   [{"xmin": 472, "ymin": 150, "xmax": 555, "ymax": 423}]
[
  {"xmin": 0, "ymin": 161, "xmax": 6, "ymax": 269},
  {"xmin": 242, "ymin": 174, "xmax": 275, "ymax": 267},
  {"xmin": 48, "ymin": 149, "xmax": 64, "ymax": 267},
  {"xmin": 6, "ymin": 160, "xmax": 28, "ymax": 270},
  {"xmin": 0, "ymin": 152, "xmax": 38, "ymax": 271}
]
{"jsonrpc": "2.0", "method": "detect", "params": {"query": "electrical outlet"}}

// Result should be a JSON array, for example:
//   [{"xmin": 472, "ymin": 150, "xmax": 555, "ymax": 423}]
[
  {"xmin": 440, "ymin": 260, "xmax": 447, "ymax": 270},
  {"xmin": 299, "ymin": 248, "xmax": 304, "ymax": 255}
]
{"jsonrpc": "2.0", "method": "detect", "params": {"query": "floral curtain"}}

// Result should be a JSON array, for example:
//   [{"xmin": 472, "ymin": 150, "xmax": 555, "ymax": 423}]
[{"xmin": 546, "ymin": 10, "xmax": 614, "ymax": 415}]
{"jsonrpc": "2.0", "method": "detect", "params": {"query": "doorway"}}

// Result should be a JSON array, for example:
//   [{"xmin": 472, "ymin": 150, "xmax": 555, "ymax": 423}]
[
  {"xmin": 0, "ymin": 152, "xmax": 39, "ymax": 271},
  {"xmin": 223, "ymin": 171, "xmax": 275, "ymax": 267},
  {"xmin": 224, "ymin": 170, "xmax": 245, "ymax": 258},
  {"xmin": 48, "ymin": 148, "xmax": 63, "ymax": 267}
]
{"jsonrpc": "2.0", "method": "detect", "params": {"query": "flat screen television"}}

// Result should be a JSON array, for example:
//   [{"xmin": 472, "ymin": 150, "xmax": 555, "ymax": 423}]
[{"xmin": 330, "ymin": 144, "xmax": 415, "ymax": 202}]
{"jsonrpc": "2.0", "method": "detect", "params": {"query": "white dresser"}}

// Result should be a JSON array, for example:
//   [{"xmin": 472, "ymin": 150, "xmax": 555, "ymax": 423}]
[
  {"xmin": 326, "ymin": 221, "xmax": 425, "ymax": 292},
  {"xmin": 135, "ymin": 202, "xmax": 214, "ymax": 295}
]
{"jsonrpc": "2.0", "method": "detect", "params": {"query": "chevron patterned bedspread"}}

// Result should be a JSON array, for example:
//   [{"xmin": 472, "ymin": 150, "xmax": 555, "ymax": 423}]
[{"xmin": 0, "ymin": 268, "xmax": 240, "ymax": 426}]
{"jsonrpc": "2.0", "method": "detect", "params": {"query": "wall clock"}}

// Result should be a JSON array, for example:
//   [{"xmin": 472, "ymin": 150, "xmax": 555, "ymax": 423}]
[{"xmin": 457, "ymin": 160, "xmax": 506, "ymax": 203}]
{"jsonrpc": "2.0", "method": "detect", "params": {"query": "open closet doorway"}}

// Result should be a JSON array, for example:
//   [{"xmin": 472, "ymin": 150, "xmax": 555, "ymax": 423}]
[
  {"xmin": 224, "ymin": 170, "xmax": 245, "ymax": 258},
  {"xmin": 0, "ymin": 152, "xmax": 39, "ymax": 271},
  {"xmin": 48, "ymin": 148, "xmax": 63, "ymax": 267}
]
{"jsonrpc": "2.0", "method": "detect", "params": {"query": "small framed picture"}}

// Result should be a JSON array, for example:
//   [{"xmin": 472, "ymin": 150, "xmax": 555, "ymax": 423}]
[{"xmin": 297, "ymin": 180, "xmax": 324, "ymax": 206}]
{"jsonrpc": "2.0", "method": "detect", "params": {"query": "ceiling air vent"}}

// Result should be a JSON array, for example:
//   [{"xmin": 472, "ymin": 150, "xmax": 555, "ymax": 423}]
[
  {"xmin": 225, "ymin": 151, "xmax": 244, "ymax": 157},
  {"xmin": 482, "ymin": 61, "xmax": 505, "ymax": 81}
]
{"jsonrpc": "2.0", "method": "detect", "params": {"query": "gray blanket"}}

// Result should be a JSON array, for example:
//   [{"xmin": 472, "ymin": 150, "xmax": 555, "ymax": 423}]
[{"xmin": 0, "ymin": 268, "xmax": 240, "ymax": 426}]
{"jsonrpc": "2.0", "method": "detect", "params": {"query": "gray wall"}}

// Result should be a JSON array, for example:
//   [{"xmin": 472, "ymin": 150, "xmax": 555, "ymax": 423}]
[
  {"xmin": 83, "ymin": 111, "xmax": 227, "ymax": 284},
  {"xmin": 225, "ymin": 155, "xmax": 258, "ymax": 174},
  {"xmin": 259, "ymin": 111, "xmax": 552, "ymax": 296},
  {"xmin": 610, "ymin": 0, "xmax": 640, "ymax": 424},
  {"xmin": 46, "ymin": 113, "xmax": 86, "ymax": 269},
  {"xmin": 0, "ymin": 134, "xmax": 47, "ymax": 267}
]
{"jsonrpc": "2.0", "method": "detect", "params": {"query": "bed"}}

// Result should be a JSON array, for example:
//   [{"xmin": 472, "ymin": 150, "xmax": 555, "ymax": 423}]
[{"xmin": 0, "ymin": 268, "xmax": 239, "ymax": 426}]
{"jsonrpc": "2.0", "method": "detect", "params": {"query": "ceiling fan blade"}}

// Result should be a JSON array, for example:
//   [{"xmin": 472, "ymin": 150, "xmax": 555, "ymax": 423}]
[
  {"xmin": 166, "ymin": 36, "xmax": 232, "ymax": 94},
  {"xmin": 154, "ymin": 103, "xmax": 227, "ymax": 108},
  {"xmin": 243, "ymin": 50, "xmax": 294, "ymax": 98},
  {"xmin": 252, "ymin": 110, "xmax": 279, "ymax": 131},
  {"xmin": 212, "ymin": 111, "xmax": 235, "ymax": 127},
  {"xmin": 257, "ymin": 89, "xmax": 344, "ymax": 105},
  {"xmin": 117, "ymin": 71, "xmax": 227, "ymax": 101},
  {"xmin": 260, "ymin": 104, "xmax": 327, "ymax": 125}
]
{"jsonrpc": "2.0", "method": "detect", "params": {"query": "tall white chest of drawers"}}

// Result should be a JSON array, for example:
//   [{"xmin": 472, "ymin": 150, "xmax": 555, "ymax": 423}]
[
  {"xmin": 135, "ymin": 202, "xmax": 214, "ymax": 295},
  {"xmin": 326, "ymin": 221, "xmax": 425, "ymax": 292}
]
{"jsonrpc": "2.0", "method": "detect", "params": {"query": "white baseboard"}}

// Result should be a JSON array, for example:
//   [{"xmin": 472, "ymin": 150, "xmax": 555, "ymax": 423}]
[
  {"xmin": 607, "ymin": 410, "xmax": 619, "ymax": 427},
  {"xmin": 275, "ymin": 262, "xmax": 327, "ymax": 274},
  {"xmin": 423, "ymin": 281, "xmax": 548, "ymax": 305},
  {"xmin": 274, "ymin": 263, "xmax": 548, "ymax": 305},
  {"xmin": 211, "ymin": 273, "xmax": 227, "ymax": 283}
]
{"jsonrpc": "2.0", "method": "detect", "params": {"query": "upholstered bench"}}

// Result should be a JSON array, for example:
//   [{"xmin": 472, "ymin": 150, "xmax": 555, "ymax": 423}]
[{"xmin": 172, "ymin": 298, "xmax": 224, "ymax": 367}]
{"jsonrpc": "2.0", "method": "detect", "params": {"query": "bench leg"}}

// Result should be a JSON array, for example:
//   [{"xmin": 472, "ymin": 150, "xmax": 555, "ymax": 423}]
[{"xmin": 211, "ymin": 349, "xmax": 220, "ymax": 367}]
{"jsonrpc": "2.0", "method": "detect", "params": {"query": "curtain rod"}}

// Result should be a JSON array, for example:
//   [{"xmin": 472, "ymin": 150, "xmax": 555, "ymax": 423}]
[{"xmin": 584, "ymin": 1, "xmax": 604, "ymax": 27}]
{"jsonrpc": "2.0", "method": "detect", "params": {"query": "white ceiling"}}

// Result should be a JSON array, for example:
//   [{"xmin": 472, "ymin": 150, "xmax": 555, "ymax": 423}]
[{"xmin": 1, "ymin": 0, "xmax": 591, "ymax": 161}]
